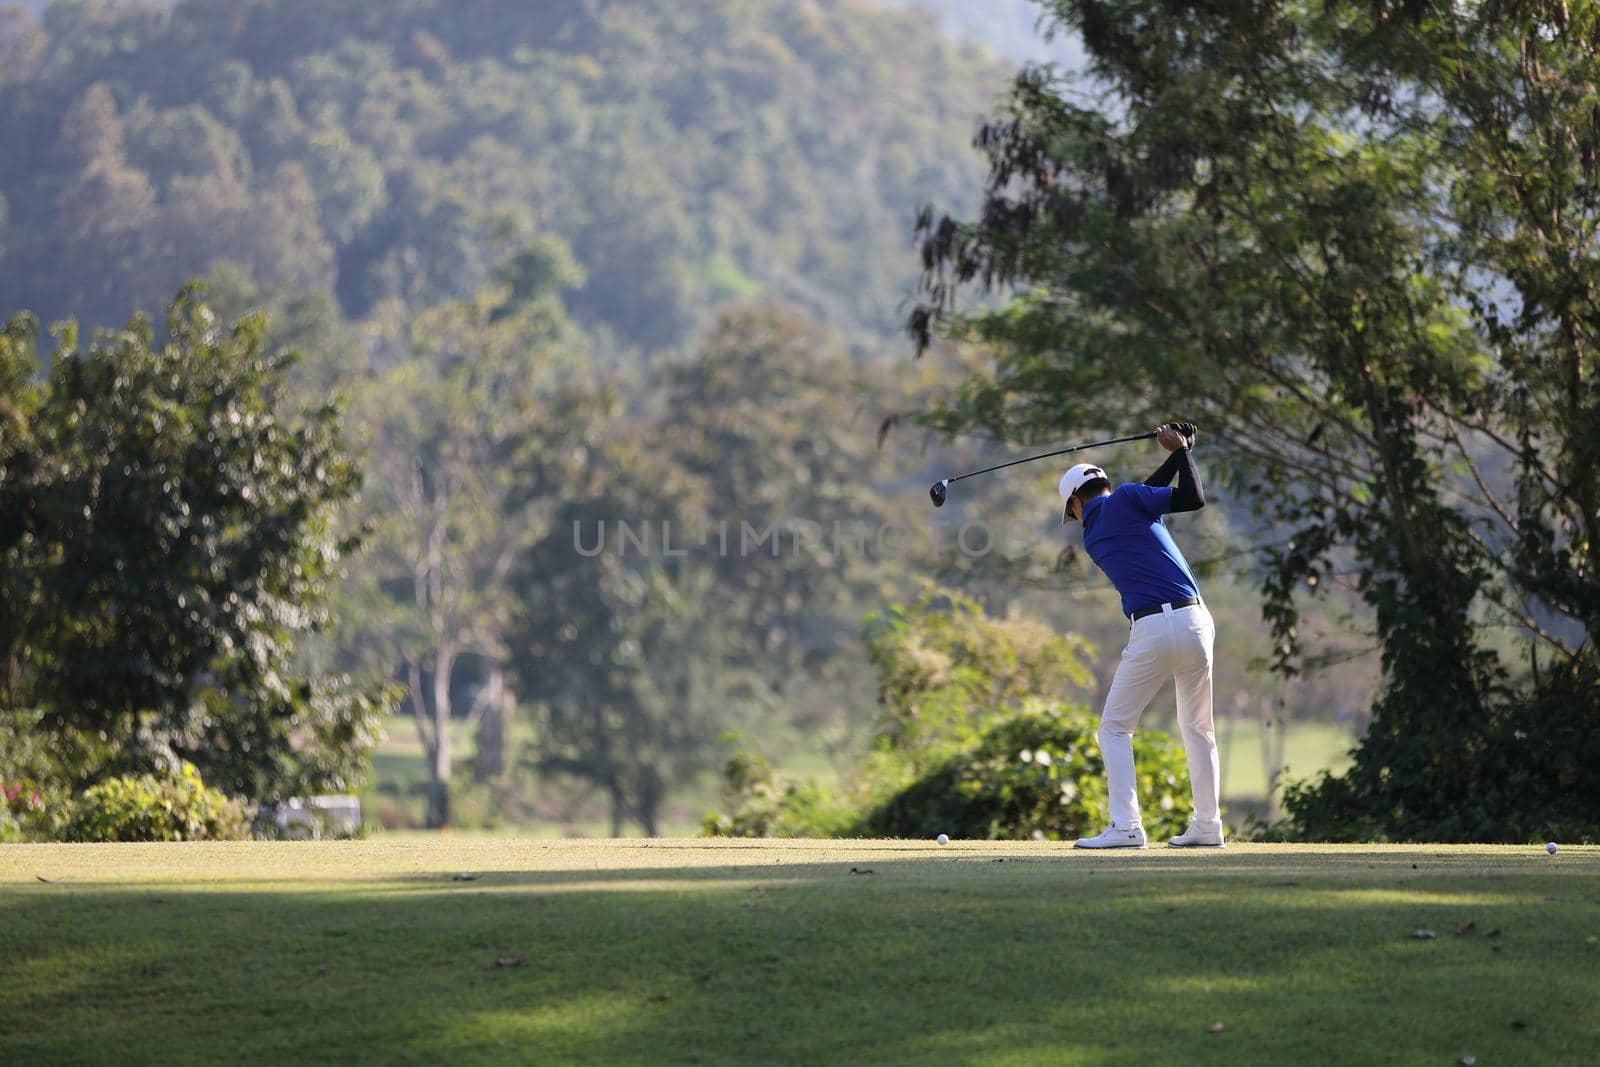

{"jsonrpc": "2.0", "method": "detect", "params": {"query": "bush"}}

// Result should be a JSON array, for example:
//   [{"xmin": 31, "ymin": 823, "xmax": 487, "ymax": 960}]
[
  {"xmin": 702, "ymin": 748, "xmax": 854, "ymax": 838},
  {"xmin": 856, "ymin": 700, "xmax": 1193, "ymax": 842},
  {"xmin": 1276, "ymin": 655, "xmax": 1600, "ymax": 844},
  {"xmin": 64, "ymin": 763, "xmax": 249, "ymax": 842},
  {"xmin": 0, "ymin": 708, "xmax": 78, "ymax": 841},
  {"xmin": 1, "ymin": 780, "xmax": 59, "ymax": 843}
]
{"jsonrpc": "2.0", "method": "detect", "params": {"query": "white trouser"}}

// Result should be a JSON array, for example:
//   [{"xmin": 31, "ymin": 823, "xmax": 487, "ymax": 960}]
[{"xmin": 1096, "ymin": 602, "xmax": 1220, "ymax": 830}]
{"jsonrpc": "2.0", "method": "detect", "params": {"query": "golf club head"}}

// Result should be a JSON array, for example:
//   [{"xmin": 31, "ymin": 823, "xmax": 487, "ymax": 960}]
[{"xmin": 929, "ymin": 480, "xmax": 949, "ymax": 508}]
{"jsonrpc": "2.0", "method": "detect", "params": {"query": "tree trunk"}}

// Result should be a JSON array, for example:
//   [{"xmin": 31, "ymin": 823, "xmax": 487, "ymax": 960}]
[
  {"xmin": 608, "ymin": 780, "xmax": 626, "ymax": 838},
  {"xmin": 473, "ymin": 663, "xmax": 509, "ymax": 781},
  {"xmin": 1259, "ymin": 695, "xmax": 1286, "ymax": 822},
  {"xmin": 636, "ymin": 764, "xmax": 663, "ymax": 838},
  {"xmin": 425, "ymin": 645, "xmax": 455, "ymax": 828}
]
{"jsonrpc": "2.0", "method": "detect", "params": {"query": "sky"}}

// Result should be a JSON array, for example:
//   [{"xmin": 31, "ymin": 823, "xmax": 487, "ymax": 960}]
[{"xmin": 873, "ymin": 0, "xmax": 1088, "ymax": 71}]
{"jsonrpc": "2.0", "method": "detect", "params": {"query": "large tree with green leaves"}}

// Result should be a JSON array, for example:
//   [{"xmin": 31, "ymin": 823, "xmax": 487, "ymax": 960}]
[
  {"xmin": 341, "ymin": 241, "xmax": 589, "ymax": 828},
  {"xmin": 912, "ymin": 0, "xmax": 1600, "ymax": 840},
  {"xmin": 0, "ymin": 285, "xmax": 389, "ymax": 800},
  {"xmin": 506, "ymin": 303, "xmax": 912, "ymax": 835},
  {"xmin": 505, "ymin": 421, "xmax": 715, "ymax": 837}
]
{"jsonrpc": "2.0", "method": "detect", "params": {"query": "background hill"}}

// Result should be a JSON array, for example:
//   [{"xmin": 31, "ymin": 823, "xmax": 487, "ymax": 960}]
[{"xmin": 0, "ymin": 0, "xmax": 1010, "ymax": 352}]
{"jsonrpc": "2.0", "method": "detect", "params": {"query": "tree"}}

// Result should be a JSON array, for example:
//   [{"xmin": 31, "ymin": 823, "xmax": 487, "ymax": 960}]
[
  {"xmin": 344, "ymin": 243, "xmax": 586, "ymax": 827},
  {"xmin": 910, "ymin": 0, "xmax": 1600, "ymax": 840},
  {"xmin": 507, "ymin": 304, "xmax": 912, "ymax": 835},
  {"xmin": 0, "ymin": 308, "xmax": 42, "ymax": 704},
  {"xmin": 1285, "ymin": 0, "xmax": 1600, "ymax": 838},
  {"xmin": 505, "ymin": 404, "xmax": 718, "ymax": 837},
  {"xmin": 52, "ymin": 84, "xmax": 159, "ymax": 327},
  {"xmin": 656, "ymin": 304, "xmax": 907, "ymax": 734},
  {"xmin": 0, "ymin": 285, "xmax": 389, "ymax": 800}
]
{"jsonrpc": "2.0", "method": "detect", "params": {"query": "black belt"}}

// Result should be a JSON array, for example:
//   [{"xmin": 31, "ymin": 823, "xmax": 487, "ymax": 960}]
[{"xmin": 1129, "ymin": 596, "xmax": 1202, "ymax": 622}]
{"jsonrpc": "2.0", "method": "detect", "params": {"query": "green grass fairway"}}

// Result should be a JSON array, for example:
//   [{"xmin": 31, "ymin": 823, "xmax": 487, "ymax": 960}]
[{"xmin": 4, "ymin": 841, "xmax": 1597, "ymax": 1065}]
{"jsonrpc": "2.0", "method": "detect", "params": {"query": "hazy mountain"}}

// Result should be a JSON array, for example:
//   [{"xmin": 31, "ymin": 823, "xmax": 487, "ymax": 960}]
[{"xmin": 0, "ymin": 0, "xmax": 1009, "ymax": 351}]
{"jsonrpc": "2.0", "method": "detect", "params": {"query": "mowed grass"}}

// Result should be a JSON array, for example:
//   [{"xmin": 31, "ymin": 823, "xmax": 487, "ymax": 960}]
[{"xmin": 3, "ymin": 841, "xmax": 1597, "ymax": 1065}]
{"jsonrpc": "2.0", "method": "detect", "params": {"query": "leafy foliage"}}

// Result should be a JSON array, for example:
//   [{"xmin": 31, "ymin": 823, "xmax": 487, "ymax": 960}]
[
  {"xmin": 0, "ymin": 711, "xmax": 72, "ymax": 843},
  {"xmin": 64, "ymin": 761, "xmax": 249, "ymax": 843},
  {"xmin": 858, "ymin": 699, "xmax": 1190, "ymax": 841},
  {"xmin": 700, "ymin": 745, "xmax": 853, "ymax": 839},
  {"xmin": 3, "ymin": 1, "xmax": 1401, "ymax": 838},
  {"xmin": 0, "ymin": 287, "xmax": 390, "ymax": 811},
  {"xmin": 864, "ymin": 584, "xmax": 1094, "ymax": 761}
]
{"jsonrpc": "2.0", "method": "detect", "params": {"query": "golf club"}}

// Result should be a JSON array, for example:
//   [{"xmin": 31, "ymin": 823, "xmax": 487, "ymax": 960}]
[{"xmin": 928, "ymin": 427, "xmax": 1188, "ymax": 507}]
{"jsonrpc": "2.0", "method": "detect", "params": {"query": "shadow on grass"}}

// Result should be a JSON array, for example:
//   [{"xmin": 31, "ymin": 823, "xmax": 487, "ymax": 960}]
[{"xmin": 2, "ymin": 853, "xmax": 1597, "ymax": 1066}]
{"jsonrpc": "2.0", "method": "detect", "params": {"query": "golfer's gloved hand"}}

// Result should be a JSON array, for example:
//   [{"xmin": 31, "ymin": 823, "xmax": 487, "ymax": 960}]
[{"xmin": 1158, "ymin": 422, "xmax": 1196, "ymax": 451}]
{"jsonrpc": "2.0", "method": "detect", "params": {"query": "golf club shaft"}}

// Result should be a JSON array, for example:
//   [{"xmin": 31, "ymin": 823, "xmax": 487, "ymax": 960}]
[{"xmin": 947, "ymin": 430, "xmax": 1159, "ymax": 485}]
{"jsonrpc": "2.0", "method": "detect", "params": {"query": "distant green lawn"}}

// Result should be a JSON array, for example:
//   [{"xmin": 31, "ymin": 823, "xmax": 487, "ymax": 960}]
[
  {"xmin": 4, "ymin": 841, "xmax": 1596, "ymax": 1065},
  {"xmin": 1217, "ymin": 719, "xmax": 1357, "ymax": 804}
]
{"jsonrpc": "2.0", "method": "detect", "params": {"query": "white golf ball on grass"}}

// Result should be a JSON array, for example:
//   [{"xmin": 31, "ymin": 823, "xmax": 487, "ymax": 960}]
[
  {"xmin": 936, "ymin": 833, "xmax": 949, "ymax": 845},
  {"xmin": 1546, "ymin": 841, "xmax": 1558, "ymax": 855}
]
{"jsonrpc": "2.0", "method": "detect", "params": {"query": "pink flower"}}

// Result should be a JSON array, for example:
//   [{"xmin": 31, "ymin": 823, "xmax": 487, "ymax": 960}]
[{"xmin": 2, "ymin": 783, "xmax": 19, "ymax": 804}]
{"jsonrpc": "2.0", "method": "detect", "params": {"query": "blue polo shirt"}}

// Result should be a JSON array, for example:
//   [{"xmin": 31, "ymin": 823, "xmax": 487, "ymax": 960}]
[{"xmin": 1080, "ymin": 483, "xmax": 1200, "ymax": 617}]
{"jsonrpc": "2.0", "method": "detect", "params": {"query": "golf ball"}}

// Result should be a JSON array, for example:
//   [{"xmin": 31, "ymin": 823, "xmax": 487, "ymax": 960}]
[
  {"xmin": 1546, "ymin": 841, "xmax": 1558, "ymax": 855},
  {"xmin": 936, "ymin": 833, "xmax": 949, "ymax": 845}
]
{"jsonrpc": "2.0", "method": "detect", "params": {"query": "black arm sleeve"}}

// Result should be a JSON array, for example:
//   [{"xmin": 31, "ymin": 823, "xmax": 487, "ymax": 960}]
[
  {"xmin": 1146, "ymin": 448, "xmax": 1205, "ymax": 513},
  {"xmin": 1144, "ymin": 451, "xmax": 1183, "ymax": 488}
]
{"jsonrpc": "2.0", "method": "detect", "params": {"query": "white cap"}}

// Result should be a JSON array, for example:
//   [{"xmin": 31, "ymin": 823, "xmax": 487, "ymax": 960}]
[{"xmin": 1058, "ymin": 463, "xmax": 1107, "ymax": 523}]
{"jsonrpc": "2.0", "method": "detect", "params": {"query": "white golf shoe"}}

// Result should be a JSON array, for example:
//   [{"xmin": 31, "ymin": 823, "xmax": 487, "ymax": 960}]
[
  {"xmin": 1073, "ymin": 824, "xmax": 1147, "ymax": 849},
  {"xmin": 1167, "ymin": 819, "xmax": 1225, "ymax": 848}
]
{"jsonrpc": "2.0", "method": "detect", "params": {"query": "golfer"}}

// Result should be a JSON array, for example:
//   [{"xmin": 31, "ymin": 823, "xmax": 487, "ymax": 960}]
[{"xmin": 1060, "ymin": 423, "xmax": 1223, "ymax": 848}]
